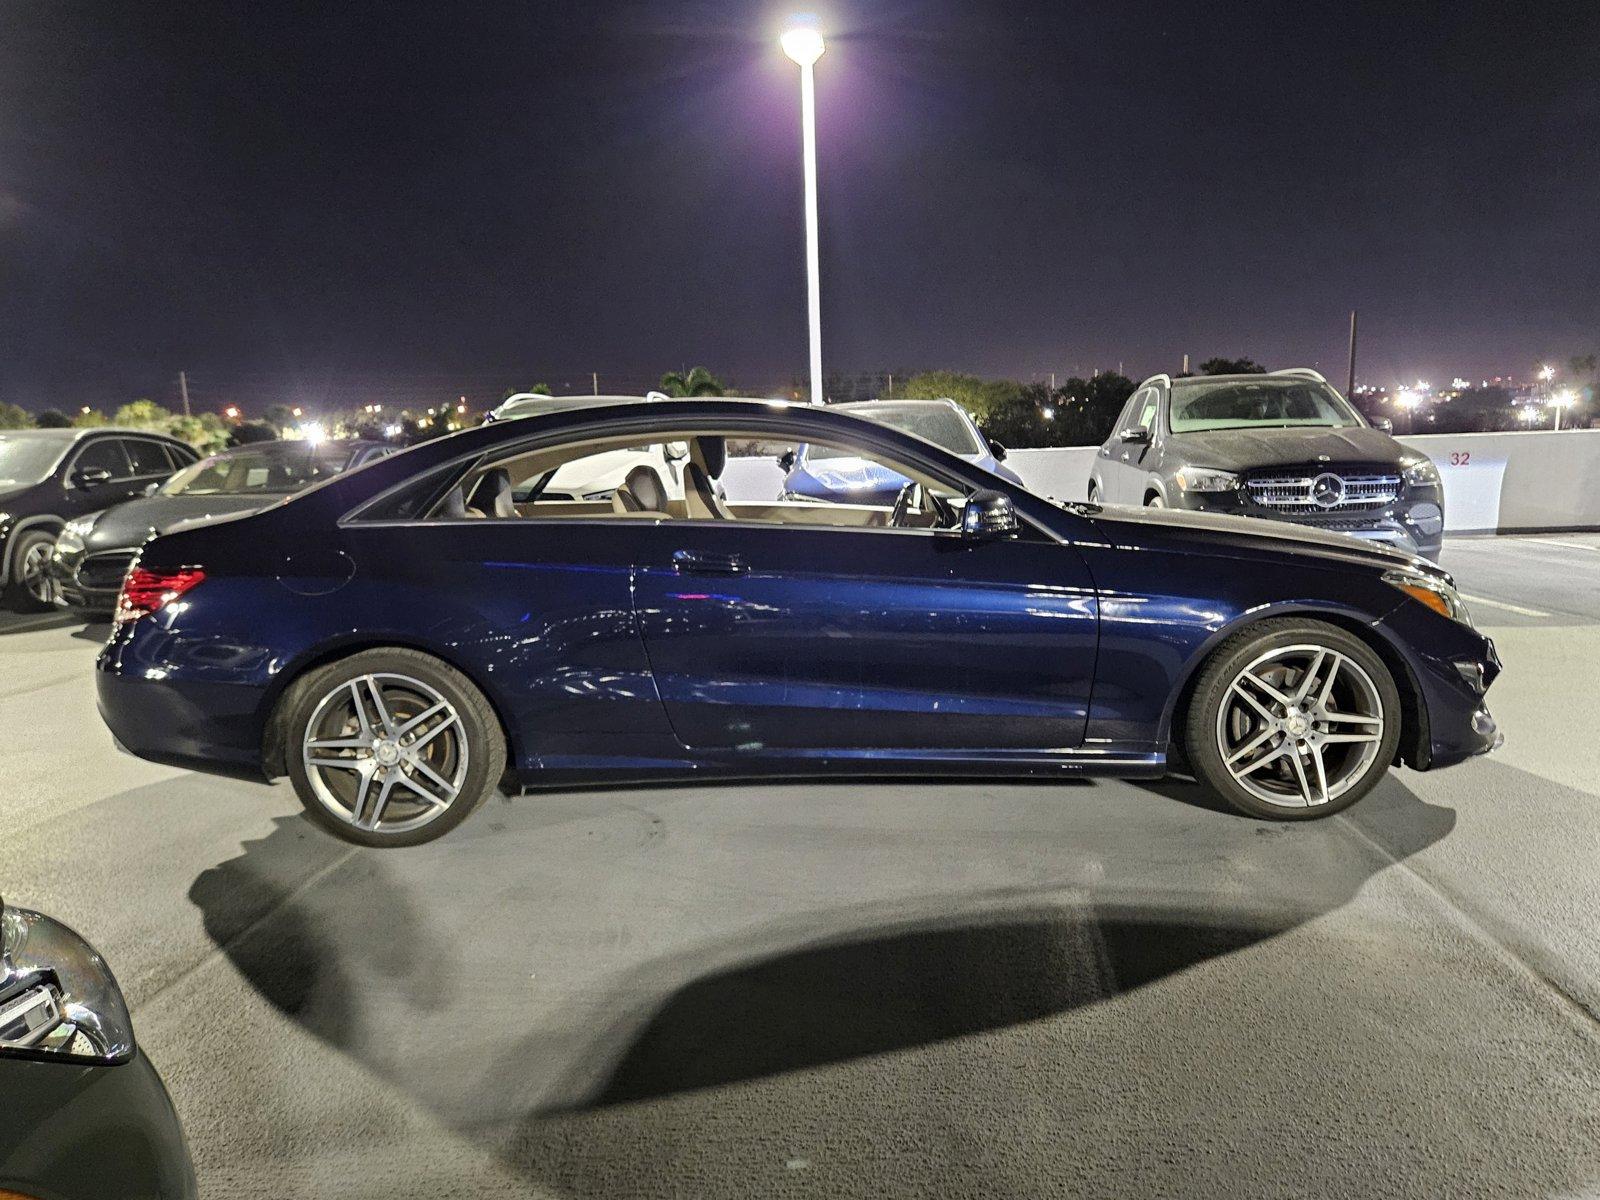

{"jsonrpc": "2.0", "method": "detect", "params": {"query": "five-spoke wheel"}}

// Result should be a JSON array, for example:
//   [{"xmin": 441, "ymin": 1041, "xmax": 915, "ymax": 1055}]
[
  {"xmin": 1186, "ymin": 619, "xmax": 1402, "ymax": 819},
  {"xmin": 284, "ymin": 649, "xmax": 506, "ymax": 846}
]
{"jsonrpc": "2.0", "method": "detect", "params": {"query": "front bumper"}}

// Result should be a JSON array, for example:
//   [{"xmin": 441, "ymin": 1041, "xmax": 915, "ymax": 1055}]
[
  {"xmin": 48, "ymin": 542, "xmax": 131, "ymax": 613},
  {"xmin": 1376, "ymin": 601, "xmax": 1502, "ymax": 769},
  {"xmin": 1172, "ymin": 487, "xmax": 1445, "ymax": 559}
]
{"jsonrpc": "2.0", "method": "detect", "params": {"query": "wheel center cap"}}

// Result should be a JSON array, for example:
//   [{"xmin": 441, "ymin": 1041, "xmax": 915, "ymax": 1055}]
[
  {"xmin": 1285, "ymin": 714, "xmax": 1311, "ymax": 738},
  {"xmin": 374, "ymin": 740, "xmax": 401, "ymax": 767}
]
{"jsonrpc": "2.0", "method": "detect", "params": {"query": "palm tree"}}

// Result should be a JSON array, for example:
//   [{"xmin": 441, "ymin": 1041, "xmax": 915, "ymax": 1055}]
[{"xmin": 658, "ymin": 367, "xmax": 725, "ymax": 397}]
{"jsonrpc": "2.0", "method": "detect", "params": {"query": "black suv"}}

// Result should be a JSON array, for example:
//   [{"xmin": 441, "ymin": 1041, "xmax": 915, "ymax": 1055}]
[
  {"xmin": 0, "ymin": 428, "xmax": 198, "ymax": 610},
  {"xmin": 1086, "ymin": 369, "xmax": 1445, "ymax": 560}
]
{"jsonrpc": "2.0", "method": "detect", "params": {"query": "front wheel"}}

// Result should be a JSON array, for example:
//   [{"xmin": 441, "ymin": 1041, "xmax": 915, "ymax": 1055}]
[
  {"xmin": 283, "ymin": 648, "xmax": 507, "ymax": 846},
  {"xmin": 6, "ymin": 529, "xmax": 60, "ymax": 612},
  {"xmin": 1184, "ymin": 619, "xmax": 1402, "ymax": 819}
]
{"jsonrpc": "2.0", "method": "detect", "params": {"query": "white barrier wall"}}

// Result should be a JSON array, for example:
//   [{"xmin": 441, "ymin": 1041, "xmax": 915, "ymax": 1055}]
[{"xmin": 728, "ymin": 429, "xmax": 1600, "ymax": 533}]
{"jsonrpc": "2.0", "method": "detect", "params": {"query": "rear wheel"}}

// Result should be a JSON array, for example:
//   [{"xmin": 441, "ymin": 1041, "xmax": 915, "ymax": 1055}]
[
  {"xmin": 1144, "ymin": 492, "xmax": 1165, "ymax": 508},
  {"xmin": 6, "ymin": 529, "xmax": 59, "ymax": 612},
  {"xmin": 284, "ymin": 648, "xmax": 506, "ymax": 846},
  {"xmin": 1184, "ymin": 619, "xmax": 1402, "ymax": 819}
]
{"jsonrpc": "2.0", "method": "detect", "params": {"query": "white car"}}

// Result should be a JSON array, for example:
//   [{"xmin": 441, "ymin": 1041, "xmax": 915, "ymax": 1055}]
[{"xmin": 484, "ymin": 393, "xmax": 692, "ymax": 503}]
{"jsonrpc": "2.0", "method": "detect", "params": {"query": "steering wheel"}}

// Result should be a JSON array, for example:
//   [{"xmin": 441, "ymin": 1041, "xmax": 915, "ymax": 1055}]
[{"xmin": 889, "ymin": 481, "xmax": 919, "ymax": 528}]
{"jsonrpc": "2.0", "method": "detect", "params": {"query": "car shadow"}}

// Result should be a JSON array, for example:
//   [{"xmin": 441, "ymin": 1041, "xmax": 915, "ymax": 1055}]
[{"xmin": 187, "ymin": 776, "xmax": 1457, "ymax": 1195}]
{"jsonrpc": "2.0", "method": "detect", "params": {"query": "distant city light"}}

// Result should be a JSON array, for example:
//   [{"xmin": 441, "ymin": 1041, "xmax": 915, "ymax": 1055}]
[
  {"xmin": 1041, "ymin": 406, "xmax": 1055, "ymax": 421},
  {"xmin": 1394, "ymin": 388, "xmax": 1422, "ymax": 410},
  {"xmin": 1518, "ymin": 406, "xmax": 1542, "ymax": 424},
  {"xmin": 1451, "ymin": 377, "xmax": 1470, "ymax": 390},
  {"xmin": 80, "ymin": 406, "xmax": 90, "ymax": 414},
  {"xmin": 291, "ymin": 406, "xmax": 303, "ymax": 417},
  {"xmin": 383, "ymin": 423, "xmax": 402, "ymax": 439},
  {"xmin": 1552, "ymin": 389, "xmax": 1578, "ymax": 408},
  {"xmin": 1538, "ymin": 364, "xmax": 1555, "ymax": 382},
  {"xmin": 298, "ymin": 421, "xmax": 326, "ymax": 445},
  {"xmin": 224, "ymin": 405, "xmax": 240, "ymax": 419}
]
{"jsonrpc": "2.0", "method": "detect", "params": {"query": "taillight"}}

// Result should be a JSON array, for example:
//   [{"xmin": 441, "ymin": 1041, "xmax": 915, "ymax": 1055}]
[{"xmin": 114, "ymin": 566, "xmax": 206, "ymax": 625}]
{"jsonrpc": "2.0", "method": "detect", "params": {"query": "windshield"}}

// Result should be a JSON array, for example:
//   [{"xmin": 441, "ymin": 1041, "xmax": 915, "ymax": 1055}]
[
  {"xmin": 161, "ymin": 445, "xmax": 350, "ymax": 496},
  {"xmin": 0, "ymin": 436, "xmax": 67, "ymax": 487},
  {"xmin": 812, "ymin": 404, "xmax": 982, "ymax": 461},
  {"xmin": 1168, "ymin": 378, "xmax": 1363, "ymax": 433}
]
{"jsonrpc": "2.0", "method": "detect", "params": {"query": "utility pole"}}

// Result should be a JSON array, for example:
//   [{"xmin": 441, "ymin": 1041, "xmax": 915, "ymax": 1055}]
[
  {"xmin": 886, "ymin": 372, "xmax": 893, "ymax": 398},
  {"xmin": 1181, "ymin": 353, "xmax": 1190, "ymax": 376},
  {"xmin": 178, "ymin": 371, "xmax": 192, "ymax": 418},
  {"xmin": 1049, "ymin": 371, "xmax": 1056, "ymax": 391},
  {"xmin": 591, "ymin": 371, "xmax": 598, "ymax": 396},
  {"xmin": 1346, "ymin": 309, "xmax": 1358, "ymax": 399}
]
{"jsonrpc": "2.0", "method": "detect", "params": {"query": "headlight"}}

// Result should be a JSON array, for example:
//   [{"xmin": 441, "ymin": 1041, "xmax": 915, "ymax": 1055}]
[
  {"xmin": 1174, "ymin": 466, "xmax": 1240, "ymax": 493},
  {"xmin": 1383, "ymin": 570, "xmax": 1472, "ymax": 626},
  {"xmin": 0, "ymin": 899, "xmax": 134, "ymax": 1064},
  {"xmin": 1402, "ymin": 458, "xmax": 1440, "ymax": 487},
  {"xmin": 53, "ymin": 529, "xmax": 84, "ymax": 556},
  {"xmin": 62, "ymin": 515, "xmax": 96, "ymax": 538}
]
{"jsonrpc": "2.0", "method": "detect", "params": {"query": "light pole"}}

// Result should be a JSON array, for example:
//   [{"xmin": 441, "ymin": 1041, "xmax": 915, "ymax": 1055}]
[{"xmin": 782, "ymin": 20, "xmax": 825, "ymax": 404}]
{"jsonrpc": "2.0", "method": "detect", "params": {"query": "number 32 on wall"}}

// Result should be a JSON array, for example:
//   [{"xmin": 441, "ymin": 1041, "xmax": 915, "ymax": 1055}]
[{"xmin": 1448, "ymin": 451, "xmax": 1471, "ymax": 466}]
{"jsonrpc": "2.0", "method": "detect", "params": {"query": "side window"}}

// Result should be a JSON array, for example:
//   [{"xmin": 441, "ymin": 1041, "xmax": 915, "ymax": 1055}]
[
  {"xmin": 125, "ymin": 439, "xmax": 175, "ymax": 476},
  {"xmin": 166, "ymin": 443, "xmax": 199, "ymax": 469},
  {"xmin": 1112, "ymin": 391, "xmax": 1145, "ymax": 437},
  {"xmin": 1135, "ymin": 388, "xmax": 1160, "ymax": 433},
  {"xmin": 71, "ymin": 439, "xmax": 131, "ymax": 480}
]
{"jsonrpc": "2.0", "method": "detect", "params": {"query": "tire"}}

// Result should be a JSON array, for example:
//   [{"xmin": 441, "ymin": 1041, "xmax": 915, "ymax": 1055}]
[
  {"xmin": 6, "ymin": 528, "xmax": 60, "ymax": 612},
  {"xmin": 283, "ymin": 648, "xmax": 507, "ymax": 847},
  {"xmin": 1144, "ymin": 493, "xmax": 1165, "ymax": 508},
  {"xmin": 1184, "ymin": 618, "xmax": 1402, "ymax": 820},
  {"xmin": 1086, "ymin": 482, "xmax": 1100, "ymax": 503}
]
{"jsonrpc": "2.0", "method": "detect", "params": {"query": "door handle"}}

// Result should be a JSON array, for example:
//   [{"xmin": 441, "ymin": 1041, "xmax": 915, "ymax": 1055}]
[{"xmin": 672, "ymin": 549, "xmax": 747, "ymax": 576}]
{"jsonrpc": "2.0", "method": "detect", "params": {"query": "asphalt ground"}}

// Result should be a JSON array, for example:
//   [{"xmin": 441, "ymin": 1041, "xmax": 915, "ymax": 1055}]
[{"xmin": 2, "ymin": 532, "xmax": 1598, "ymax": 1199}]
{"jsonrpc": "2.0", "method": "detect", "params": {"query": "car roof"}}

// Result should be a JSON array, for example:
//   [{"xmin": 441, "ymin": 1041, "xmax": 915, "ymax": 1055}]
[
  {"xmin": 836, "ymin": 398, "xmax": 964, "ymax": 412},
  {"xmin": 207, "ymin": 438, "xmax": 382, "ymax": 456},
  {"xmin": 0, "ymin": 426, "xmax": 182, "ymax": 442}
]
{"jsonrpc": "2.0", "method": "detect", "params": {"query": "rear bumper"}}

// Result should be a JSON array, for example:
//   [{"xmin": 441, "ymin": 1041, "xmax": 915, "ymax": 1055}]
[{"xmin": 96, "ymin": 645, "xmax": 269, "ymax": 775}]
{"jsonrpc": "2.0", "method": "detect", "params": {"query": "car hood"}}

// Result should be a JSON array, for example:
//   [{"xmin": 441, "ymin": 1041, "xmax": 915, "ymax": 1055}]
[
  {"xmin": 1172, "ymin": 425, "xmax": 1404, "ymax": 469},
  {"xmin": 1087, "ymin": 502, "xmax": 1446, "ymax": 578},
  {"xmin": 795, "ymin": 457, "xmax": 908, "ymax": 494},
  {"xmin": 82, "ymin": 494, "xmax": 280, "ymax": 550}
]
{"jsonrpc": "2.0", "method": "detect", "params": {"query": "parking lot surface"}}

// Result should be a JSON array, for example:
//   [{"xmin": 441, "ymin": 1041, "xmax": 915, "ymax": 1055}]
[{"xmin": 3, "ymin": 533, "xmax": 1599, "ymax": 1199}]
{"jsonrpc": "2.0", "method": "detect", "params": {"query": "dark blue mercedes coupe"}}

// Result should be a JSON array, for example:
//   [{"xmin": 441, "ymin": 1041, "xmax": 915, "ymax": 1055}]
[{"xmin": 95, "ymin": 398, "xmax": 1501, "ymax": 846}]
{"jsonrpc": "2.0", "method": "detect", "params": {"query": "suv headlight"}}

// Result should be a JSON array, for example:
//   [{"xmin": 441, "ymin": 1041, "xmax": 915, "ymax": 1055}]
[
  {"xmin": 1384, "ymin": 570, "xmax": 1471, "ymax": 626},
  {"xmin": 1174, "ymin": 466, "xmax": 1240, "ymax": 493},
  {"xmin": 0, "ymin": 898, "xmax": 134, "ymax": 1064},
  {"xmin": 1401, "ymin": 458, "xmax": 1440, "ymax": 487}
]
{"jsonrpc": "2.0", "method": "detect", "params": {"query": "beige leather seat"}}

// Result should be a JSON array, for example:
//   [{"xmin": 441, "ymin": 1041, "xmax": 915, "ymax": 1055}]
[
  {"xmin": 684, "ymin": 436, "xmax": 735, "ymax": 520},
  {"xmin": 611, "ymin": 465, "xmax": 672, "ymax": 516}
]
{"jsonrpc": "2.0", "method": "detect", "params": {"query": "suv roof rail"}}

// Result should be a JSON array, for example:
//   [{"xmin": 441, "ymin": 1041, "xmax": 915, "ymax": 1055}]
[{"xmin": 1270, "ymin": 368, "xmax": 1328, "ymax": 383}]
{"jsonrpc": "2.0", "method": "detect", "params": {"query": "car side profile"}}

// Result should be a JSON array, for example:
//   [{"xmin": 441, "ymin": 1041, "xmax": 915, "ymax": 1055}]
[
  {"xmin": 1087, "ymin": 369, "xmax": 1446, "ymax": 560},
  {"xmin": 780, "ymin": 398, "xmax": 1024, "ymax": 505},
  {"xmin": 96, "ymin": 398, "xmax": 1500, "ymax": 847},
  {"xmin": 484, "ymin": 393, "xmax": 695, "ymax": 504},
  {"xmin": 0, "ymin": 427, "xmax": 199, "ymax": 610},
  {"xmin": 50, "ymin": 437, "xmax": 391, "ymax": 614}
]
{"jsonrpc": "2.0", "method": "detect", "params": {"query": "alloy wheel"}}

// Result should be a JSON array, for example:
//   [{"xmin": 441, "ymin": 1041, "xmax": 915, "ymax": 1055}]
[
  {"xmin": 1214, "ymin": 643, "xmax": 1385, "ymax": 809},
  {"xmin": 301, "ymin": 672, "xmax": 468, "ymax": 834},
  {"xmin": 21, "ymin": 540, "xmax": 57, "ymax": 605}
]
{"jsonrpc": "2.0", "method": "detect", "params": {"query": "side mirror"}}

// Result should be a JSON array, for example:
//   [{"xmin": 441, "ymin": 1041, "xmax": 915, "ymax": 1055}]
[
  {"xmin": 988, "ymin": 439, "xmax": 1008, "ymax": 461},
  {"xmin": 1371, "ymin": 416, "xmax": 1394, "ymax": 433},
  {"xmin": 962, "ymin": 489, "xmax": 1020, "ymax": 540},
  {"xmin": 1118, "ymin": 426, "xmax": 1151, "ymax": 444},
  {"xmin": 777, "ymin": 449, "xmax": 797, "ymax": 472},
  {"xmin": 73, "ymin": 467, "xmax": 114, "ymax": 489}
]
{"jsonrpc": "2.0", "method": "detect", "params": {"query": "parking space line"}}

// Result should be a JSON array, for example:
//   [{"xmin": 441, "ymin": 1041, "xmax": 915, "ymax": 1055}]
[
  {"xmin": 1459, "ymin": 593, "xmax": 1552, "ymax": 618},
  {"xmin": 1528, "ymin": 537, "xmax": 1600, "ymax": 553}
]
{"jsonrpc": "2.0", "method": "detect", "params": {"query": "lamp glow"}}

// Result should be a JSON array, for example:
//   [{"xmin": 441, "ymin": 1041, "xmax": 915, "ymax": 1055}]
[{"xmin": 781, "ymin": 25, "xmax": 825, "ymax": 66}]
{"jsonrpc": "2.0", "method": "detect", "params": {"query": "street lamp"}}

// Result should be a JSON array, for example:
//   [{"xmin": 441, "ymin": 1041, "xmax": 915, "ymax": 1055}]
[
  {"xmin": 782, "ymin": 18, "xmax": 825, "ymax": 404},
  {"xmin": 1551, "ymin": 388, "xmax": 1578, "ymax": 432}
]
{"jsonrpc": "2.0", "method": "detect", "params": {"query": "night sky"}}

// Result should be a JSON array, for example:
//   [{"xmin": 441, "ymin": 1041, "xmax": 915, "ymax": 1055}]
[{"xmin": 2, "ymin": 1, "xmax": 1597, "ymax": 414}]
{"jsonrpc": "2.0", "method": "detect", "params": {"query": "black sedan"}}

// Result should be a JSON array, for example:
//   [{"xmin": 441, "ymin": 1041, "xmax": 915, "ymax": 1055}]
[
  {"xmin": 51, "ymin": 438, "xmax": 391, "ymax": 613},
  {"xmin": 0, "ymin": 895, "xmax": 197, "ymax": 1199},
  {"xmin": 1087, "ymin": 369, "xmax": 1446, "ymax": 559},
  {"xmin": 0, "ymin": 427, "xmax": 198, "ymax": 610}
]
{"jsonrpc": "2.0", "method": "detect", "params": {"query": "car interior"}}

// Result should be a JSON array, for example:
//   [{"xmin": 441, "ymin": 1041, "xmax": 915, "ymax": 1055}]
[{"xmin": 432, "ymin": 430, "xmax": 969, "ymax": 529}]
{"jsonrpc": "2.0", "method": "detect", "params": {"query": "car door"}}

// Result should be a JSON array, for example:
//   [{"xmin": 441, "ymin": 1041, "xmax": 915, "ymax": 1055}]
[
  {"xmin": 1101, "ymin": 387, "xmax": 1160, "ymax": 502},
  {"xmin": 631, "ymin": 515, "xmax": 1099, "ymax": 755},
  {"xmin": 62, "ymin": 438, "xmax": 138, "ymax": 515}
]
